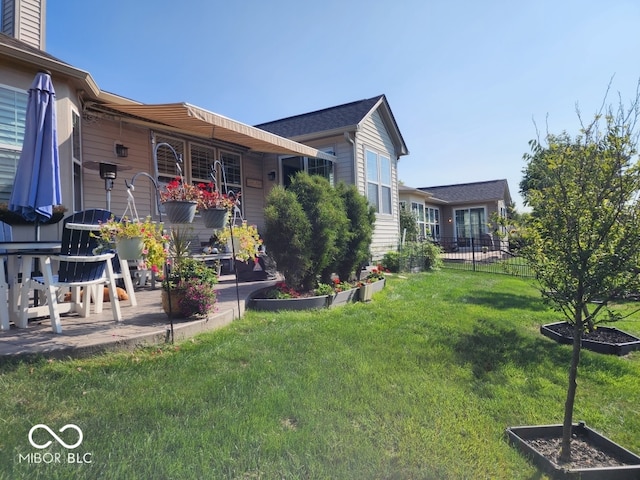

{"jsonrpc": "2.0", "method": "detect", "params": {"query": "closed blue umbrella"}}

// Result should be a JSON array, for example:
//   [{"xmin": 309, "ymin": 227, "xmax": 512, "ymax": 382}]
[{"xmin": 9, "ymin": 70, "xmax": 62, "ymax": 239}]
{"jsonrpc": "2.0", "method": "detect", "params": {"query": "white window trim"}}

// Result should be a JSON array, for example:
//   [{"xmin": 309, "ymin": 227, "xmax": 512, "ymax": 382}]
[{"xmin": 365, "ymin": 147, "xmax": 392, "ymax": 215}]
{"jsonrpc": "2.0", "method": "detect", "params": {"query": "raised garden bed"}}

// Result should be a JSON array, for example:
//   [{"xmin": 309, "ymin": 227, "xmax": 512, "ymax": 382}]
[
  {"xmin": 329, "ymin": 287, "xmax": 359, "ymax": 308},
  {"xmin": 506, "ymin": 422, "xmax": 640, "ymax": 479},
  {"xmin": 540, "ymin": 322, "xmax": 640, "ymax": 356}
]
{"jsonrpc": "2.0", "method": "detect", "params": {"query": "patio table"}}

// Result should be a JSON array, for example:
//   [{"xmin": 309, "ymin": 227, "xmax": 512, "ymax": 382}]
[{"xmin": 0, "ymin": 240, "xmax": 62, "ymax": 330}]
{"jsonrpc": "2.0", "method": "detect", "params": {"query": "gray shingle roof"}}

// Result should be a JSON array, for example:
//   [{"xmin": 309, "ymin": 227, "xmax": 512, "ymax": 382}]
[
  {"xmin": 419, "ymin": 179, "xmax": 511, "ymax": 204},
  {"xmin": 255, "ymin": 95, "xmax": 385, "ymax": 138},
  {"xmin": 0, "ymin": 32, "xmax": 69, "ymax": 65}
]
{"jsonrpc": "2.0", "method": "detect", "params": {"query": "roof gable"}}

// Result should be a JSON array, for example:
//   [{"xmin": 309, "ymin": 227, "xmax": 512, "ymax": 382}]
[
  {"xmin": 419, "ymin": 179, "xmax": 511, "ymax": 204},
  {"xmin": 256, "ymin": 94, "xmax": 409, "ymax": 156},
  {"xmin": 256, "ymin": 95, "xmax": 384, "ymax": 138},
  {"xmin": 0, "ymin": 31, "xmax": 66, "ymax": 64}
]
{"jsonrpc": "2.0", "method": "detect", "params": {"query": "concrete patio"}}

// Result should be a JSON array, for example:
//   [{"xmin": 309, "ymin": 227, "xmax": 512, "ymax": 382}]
[{"xmin": 0, "ymin": 274, "xmax": 278, "ymax": 362}]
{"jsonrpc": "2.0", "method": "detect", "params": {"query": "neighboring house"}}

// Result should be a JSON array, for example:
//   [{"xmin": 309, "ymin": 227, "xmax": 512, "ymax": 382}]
[
  {"xmin": 399, "ymin": 179, "xmax": 512, "ymax": 250},
  {"xmin": 0, "ymin": 1, "xmax": 408, "ymax": 258}
]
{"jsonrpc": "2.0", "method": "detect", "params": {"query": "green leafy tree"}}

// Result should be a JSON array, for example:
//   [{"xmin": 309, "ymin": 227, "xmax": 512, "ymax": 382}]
[{"xmin": 519, "ymin": 98, "xmax": 640, "ymax": 462}]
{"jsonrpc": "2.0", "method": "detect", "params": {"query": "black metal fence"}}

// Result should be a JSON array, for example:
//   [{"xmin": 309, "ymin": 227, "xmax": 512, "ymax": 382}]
[{"xmin": 436, "ymin": 236, "xmax": 534, "ymax": 278}]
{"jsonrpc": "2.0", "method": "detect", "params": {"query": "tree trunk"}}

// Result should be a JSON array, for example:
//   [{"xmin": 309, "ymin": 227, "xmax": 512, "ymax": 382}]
[{"xmin": 560, "ymin": 314, "xmax": 583, "ymax": 463}]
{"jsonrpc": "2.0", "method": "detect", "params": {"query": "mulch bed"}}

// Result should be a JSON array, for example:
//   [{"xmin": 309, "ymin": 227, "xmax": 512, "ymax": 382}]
[
  {"xmin": 547, "ymin": 322, "xmax": 639, "ymax": 344},
  {"xmin": 527, "ymin": 435, "xmax": 630, "ymax": 470}
]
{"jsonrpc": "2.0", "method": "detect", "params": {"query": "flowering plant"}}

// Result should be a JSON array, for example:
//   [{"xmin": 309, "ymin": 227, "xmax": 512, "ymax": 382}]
[
  {"xmin": 364, "ymin": 265, "xmax": 386, "ymax": 282},
  {"xmin": 264, "ymin": 282, "xmax": 301, "ymax": 299},
  {"xmin": 164, "ymin": 257, "xmax": 218, "ymax": 316},
  {"xmin": 95, "ymin": 216, "xmax": 168, "ymax": 273},
  {"xmin": 216, "ymin": 221, "xmax": 262, "ymax": 262},
  {"xmin": 332, "ymin": 277, "xmax": 355, "ymax": 292},
  {"xmin": 196, "ymin": 182, "xmax": 237, "ymax": 210},
  {"xmin": 174, "ymin": 278, "xmax": 217, "ymax": 316},
  {"xmin": 159, "ymin": 177, "xmax": 201, "ymax": 203}
]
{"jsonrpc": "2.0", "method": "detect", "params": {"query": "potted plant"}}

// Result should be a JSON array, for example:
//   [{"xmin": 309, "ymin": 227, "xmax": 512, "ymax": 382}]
[
  {"xmin": 196, "ymin": 182, "xmax": 236, "ymax": 229},
  {"xmin": 162, "ymin": 257, "xmax": 218, "ymax": 318},
  {"xmin": 358, "ymin": 266, "xmax": 386, "ymax": 302},
  {"xmin": 216, "ymin": 221, "xmax": 262, "ymax": 262},
  {"xmin": 95, "ymin": 216, "xmax": 168, "ymax": 274},
  {"xmin": 159, "ymin": 176, "xmax": 201, "ymax": 224}
]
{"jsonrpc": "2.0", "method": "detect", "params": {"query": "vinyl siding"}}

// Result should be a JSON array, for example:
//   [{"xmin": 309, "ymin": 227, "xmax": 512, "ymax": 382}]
[
  {"xmin": 1, "ymin": 0, "xmax": 45, "ymax": 49},
  {"xmin": 357, "ymin": 110, "xmax": 400, "ymax": 259}
]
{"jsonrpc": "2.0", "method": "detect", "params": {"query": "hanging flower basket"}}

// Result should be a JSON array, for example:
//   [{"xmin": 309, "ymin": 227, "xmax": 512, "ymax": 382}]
[
  {"xmin": 115, "ymin": 237, "xmax": 144, "ymax": 260},
  {"xmin": 201, "ymin": 208, "xmax": 229, "ymax": 229},
  {"xmin": 163, "ymin": 200, "xmax": 197, "ymax": 224}
]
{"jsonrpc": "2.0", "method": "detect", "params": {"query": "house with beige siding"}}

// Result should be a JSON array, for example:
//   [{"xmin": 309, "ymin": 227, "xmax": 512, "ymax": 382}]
[
  {"xmin": 0, "ymin": 0, "xmax": 408, "ymax": 259},
  {"xmin": 399, "ymin": 179, "xmax": 512, "ymax": 250}
]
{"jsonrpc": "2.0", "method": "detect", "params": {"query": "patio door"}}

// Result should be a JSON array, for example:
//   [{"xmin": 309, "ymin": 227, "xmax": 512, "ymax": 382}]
[{"xmin": 454, "ymin": 207, "xmax": 485, "ymax": 247}]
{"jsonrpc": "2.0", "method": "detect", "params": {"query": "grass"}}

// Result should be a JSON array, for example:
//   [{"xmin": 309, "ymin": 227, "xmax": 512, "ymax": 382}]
[{"xmin": 1, "ymin": 270, "xmax": 639, "ymax": 479}]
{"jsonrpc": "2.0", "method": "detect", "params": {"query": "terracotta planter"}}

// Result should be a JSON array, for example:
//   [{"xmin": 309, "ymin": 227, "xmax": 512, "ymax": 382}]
[
  {"xmin": 163, "ymin": 200, "xmax": 197, "ymax": 224},
  {"xmin": 115, "ymin": 237, "xmax": 144, "ymax": 260},
  {"xmin": 330, "ymin": 287, "xmax": 359, "ymax": 308},
  {"xmin": 201, "ymin": 208, "xmax": 228, "ymax": 229},
  {"xmin": 506, "ymin": 422, "xmax": 640, "ymax": 479},
  {"xmin": 359, "ymin": 278, "xmax": 385, "ymax": 302}
]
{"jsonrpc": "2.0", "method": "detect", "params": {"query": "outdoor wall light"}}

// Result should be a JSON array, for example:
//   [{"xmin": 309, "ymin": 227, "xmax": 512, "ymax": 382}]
[
  {"xmin": 115, "ymin": 143, "xmax": 129, "ymax": 157},
  {"xmin": 267, "ymin": 170, "xmax": 276, "ymax": 181}
]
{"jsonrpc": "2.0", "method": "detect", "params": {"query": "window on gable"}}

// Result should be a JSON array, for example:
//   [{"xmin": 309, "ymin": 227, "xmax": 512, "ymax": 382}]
[
  {"xmin": 366, "ymin": 148, "xmax": 392, "ymax": 214},
  {"xmin": 0, "ymin": 85, "xmax": 27, "ymax": 202}
]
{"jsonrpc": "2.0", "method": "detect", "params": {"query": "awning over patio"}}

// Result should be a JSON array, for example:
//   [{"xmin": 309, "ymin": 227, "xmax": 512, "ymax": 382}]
[{"xmin": 98, "ymin": 102, "xmax": 335, "ymax": 161}]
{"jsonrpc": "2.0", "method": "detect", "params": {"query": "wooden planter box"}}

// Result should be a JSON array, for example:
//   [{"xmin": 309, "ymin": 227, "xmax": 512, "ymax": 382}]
[{"xmin": 506, "ymin": 422, "xmax": 640, "ymax": 479}]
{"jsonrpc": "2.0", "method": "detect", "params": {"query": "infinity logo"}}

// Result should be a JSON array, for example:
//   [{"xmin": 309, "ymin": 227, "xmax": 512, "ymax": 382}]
[{"xmin": 28, "ymin": 424, "xmax": 83, "ymax": 449}]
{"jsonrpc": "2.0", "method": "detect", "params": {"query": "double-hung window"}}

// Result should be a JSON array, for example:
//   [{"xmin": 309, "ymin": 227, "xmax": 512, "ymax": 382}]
[
  {"xmin": 426, "ymin": 207, "xmax": 440, "ymax": 240},
  {"xmin": 411, "ymin": 201, "xmax": 426, "ymax": 238},
  {"xmin": 0, "ymin": 85, "xmax": 28, "ymax": 202},
  {"xmin": 366, "ymin": 149, "xmax": 392, "ymax": 214}
]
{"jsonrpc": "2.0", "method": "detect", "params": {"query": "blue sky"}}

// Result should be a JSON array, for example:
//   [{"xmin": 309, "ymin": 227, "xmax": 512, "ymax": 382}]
[{"xmin": 47, "ymin": 1, "xmax": 640, "ymax": 211}]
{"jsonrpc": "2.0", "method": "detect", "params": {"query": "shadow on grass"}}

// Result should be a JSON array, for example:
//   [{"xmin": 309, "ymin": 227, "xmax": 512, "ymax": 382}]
[
  {"xmin": 455, "ymin": 318, "xmax": 566, "ymax": 381},
  {"xmin": 461, "ymin": 290, "xmax": 547, "ymax": 311}
]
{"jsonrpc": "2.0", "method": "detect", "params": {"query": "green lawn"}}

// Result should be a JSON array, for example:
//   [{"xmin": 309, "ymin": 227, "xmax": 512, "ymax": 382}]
[{"xmin": 1, "ymin": 270, "xmax": 639, "ymax": 479}]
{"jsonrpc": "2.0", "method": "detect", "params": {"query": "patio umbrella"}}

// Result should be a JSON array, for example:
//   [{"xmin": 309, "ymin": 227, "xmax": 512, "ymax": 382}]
[{"xmin": 8, "ymin": 70, "xmax": 62, "ymax": 240}]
